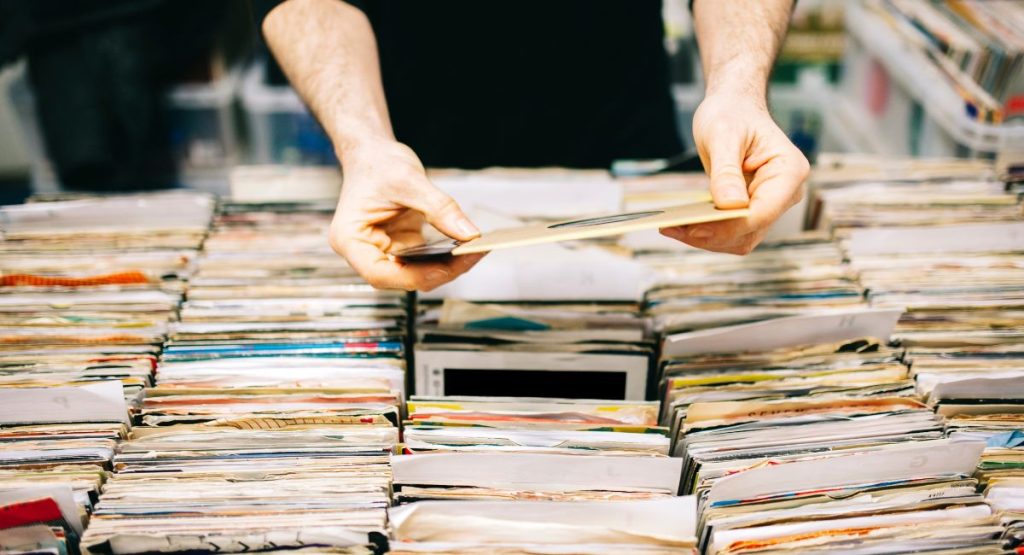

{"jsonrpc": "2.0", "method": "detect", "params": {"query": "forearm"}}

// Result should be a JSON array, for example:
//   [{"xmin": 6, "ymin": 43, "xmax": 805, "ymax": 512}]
[
  {"xmin": 262, "ymin": 0, "xmax": 391, "ymax": 159},
  {"xmin": 693, "ymin": 0, "xmax": 793, "ymax": 105},
  {"xmin": 677, "ymin": 0, "xmax": 807, "ymax": 254}
]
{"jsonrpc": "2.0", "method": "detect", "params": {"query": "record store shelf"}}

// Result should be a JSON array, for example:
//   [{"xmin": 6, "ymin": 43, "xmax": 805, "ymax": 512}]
[{"xmin": 839, "ymin": 1, "xmax": 1024, "ymax": 159}]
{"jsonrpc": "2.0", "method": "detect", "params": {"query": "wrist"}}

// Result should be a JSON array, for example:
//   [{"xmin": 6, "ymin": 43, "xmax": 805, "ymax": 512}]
[
  {"xmin": 703, "ymin": 83, "xmax": 768, "ymax": 113},
  {"xmin": 336, "ymin": 132, "xmax": 393, "ymax": 168},
  {"xmin": 704, "ymin": 67, "xmax": 768, "ymax": 111}
]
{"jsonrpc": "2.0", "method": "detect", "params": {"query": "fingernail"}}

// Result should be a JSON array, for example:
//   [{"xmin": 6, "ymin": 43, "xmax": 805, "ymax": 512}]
[
  {"xmin": 689, "ymin": 227, "xmax": 713, "ymax": 239},
  {"xmin": 723, "ymin": 188, "xmax": 748, "ymax": 202},
  {"xmin": 457, "ymin": 253, "xmax": 485, "ymax": 266},
  {"xmin": 427, "ymin": 269, "xmax": 449, "ymax": 282},
  {"xmin": 454, "ymin": 217, "xmax": 479, "ymax": 238}
]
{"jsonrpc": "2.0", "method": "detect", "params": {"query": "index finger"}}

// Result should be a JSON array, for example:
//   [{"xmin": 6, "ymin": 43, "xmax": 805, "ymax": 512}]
[
  {"xmin": 660, "ymin": 153, "xmax": 807, "ymax": 250},
  {"xmin": 674, "ymin": 153, "xmax": 805, "ymax": 239},
  {"xmin": 745, "ymin": 153, "xmax": 808, "ymax": 230}
]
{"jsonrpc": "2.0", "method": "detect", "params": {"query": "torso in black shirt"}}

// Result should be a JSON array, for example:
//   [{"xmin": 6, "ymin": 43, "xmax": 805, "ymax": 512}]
[{"xmin": 274, "ymin": 1, "xmax": 683, "ymax": 169}]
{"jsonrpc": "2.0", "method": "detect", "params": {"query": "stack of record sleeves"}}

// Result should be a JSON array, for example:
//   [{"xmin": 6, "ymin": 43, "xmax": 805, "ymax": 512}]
[
  {"xmin": 0, "ymin": 192, "xmax": 214, "ymax": 555},
  {"xmin": 816, "ymin": 168, "xmax": 1024, "ymax": 551},
  {"xmin": 78, "ymin": 198, "xmax": 405, "ymax": 553}
]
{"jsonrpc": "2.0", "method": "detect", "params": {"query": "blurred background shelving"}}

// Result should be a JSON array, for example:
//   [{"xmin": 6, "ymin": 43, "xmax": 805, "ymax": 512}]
[{"xmin": 0, "ymin": 0, "xmax": 1021, "ymax": 199}]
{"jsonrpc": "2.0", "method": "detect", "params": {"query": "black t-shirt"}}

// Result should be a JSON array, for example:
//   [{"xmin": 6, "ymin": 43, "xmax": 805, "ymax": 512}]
[{"xmin": 263, "ymin": 1, "xmax": 682, "ymax": 169}]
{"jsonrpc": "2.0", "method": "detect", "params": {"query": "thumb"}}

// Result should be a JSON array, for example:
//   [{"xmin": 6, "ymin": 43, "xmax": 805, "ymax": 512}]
[
  {"xmin": 704, "ymin": 132, "xmax": 750, "ymax": 209},
  {"xmin": 401, "ymin": 177, "xmax": 480, "ymax": 242}
]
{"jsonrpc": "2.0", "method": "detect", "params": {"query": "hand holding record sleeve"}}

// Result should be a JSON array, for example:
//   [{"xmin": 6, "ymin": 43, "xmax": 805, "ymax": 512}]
[
  {"xmin": 328, "ymin": 140, "xmax": 486, "ymax": 291},
  {"xmin": 667, "ymin": 0, "xmax": 811, "ymax": 255},
  {"xmin": 669, "ymin": 96, "xmax": 808, "ymax": 255},
  {"xmin": 396, "ymin": 199, "xmax": 749, "ymax": 260}
]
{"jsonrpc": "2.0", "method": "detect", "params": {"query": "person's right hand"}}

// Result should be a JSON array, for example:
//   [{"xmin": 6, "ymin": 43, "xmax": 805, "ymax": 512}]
[{"xmin": 329, "ymin": 138, "xmax": 485, "ymax": 291}]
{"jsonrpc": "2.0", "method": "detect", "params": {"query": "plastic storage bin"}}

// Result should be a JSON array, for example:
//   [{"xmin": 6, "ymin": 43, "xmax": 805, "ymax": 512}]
[
  {"xmin": 5, "ymin": 62, "xmax": 240, "ymax": 194},
  {"xmin": 836, "ymin": 2, "xmax": 1024, "ymax": 159},
  {"xmin": 240, "ymin": 60, "xmax": 336, "ymax": 166},
  {"xmin": 166, "ymin": 69, "xmax": 242, "ymax": 188}
]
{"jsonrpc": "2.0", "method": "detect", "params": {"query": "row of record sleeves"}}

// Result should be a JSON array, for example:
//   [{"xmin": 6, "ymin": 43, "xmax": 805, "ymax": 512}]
[
  {"xmin": 0, "ymin": 158, "xmax": 1022, "ymax": 554},
  {"xmin": 0, "ymin": 192, "xmax": 216, "ymax": 555},
  {"xmin": 406, "ymin": 155, "xmax": 1023, "ymax": 552}
]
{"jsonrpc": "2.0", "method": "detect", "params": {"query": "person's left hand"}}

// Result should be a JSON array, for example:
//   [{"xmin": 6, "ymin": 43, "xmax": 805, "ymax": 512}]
[{"xmin": 660, "ymin": 92, "xmax": 809, "ymax": 255}]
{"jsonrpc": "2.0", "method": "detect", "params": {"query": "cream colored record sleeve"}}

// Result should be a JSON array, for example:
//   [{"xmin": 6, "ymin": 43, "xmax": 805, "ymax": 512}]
[{"xmin": 451, "ymin": 201, "xmax": 749, "ymax": 255}]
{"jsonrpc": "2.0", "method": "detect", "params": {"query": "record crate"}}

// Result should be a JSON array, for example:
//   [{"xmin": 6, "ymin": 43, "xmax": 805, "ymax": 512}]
[{"xmin": 240, "ymin": 58, "xmax": 337, "ymax": 167}]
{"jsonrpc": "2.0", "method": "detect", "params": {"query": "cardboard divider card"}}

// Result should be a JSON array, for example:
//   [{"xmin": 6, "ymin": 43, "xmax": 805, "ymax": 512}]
[
  {"xmin": 391, "ymin": 453, "xmax": 683, "ymax": 493},
  {"xmin": 662, "ymin": 307, "xmax": 905, "ymax": 357},
  {"xmin": 425, "ymin": 244, "xmax": 656, "ymax": 302},
  {"xmin": 388, "ymin": 496, "xmax": 697, "ymax": 545},
  {"xmin": 705, "ymin": 439, "xmax": 986, "ymax": 506},
  {"xmin": 0, "ymin": 381, "xmax": 127, "ymax": 425},
  {"xmin": 843, "ymin": 221, "xmax": 1024, "ymax": 257},
  {"xmin": 929, "ymin": 375, "xmax": 1024, "ymax": 402},
  {"xmin": 0, "ymin": 191, "xmax": 214, "ymax": 234}
]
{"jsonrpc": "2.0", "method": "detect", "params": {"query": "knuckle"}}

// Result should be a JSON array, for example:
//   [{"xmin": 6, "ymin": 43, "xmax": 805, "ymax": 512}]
[
  {"xmin": 411, "ymin": 182, "xmax": 456, "ymax": 220},
  {"xmin": 733, "ymin": 241, "xmax": 757, "ymax": 256},
  {"xmin": 793, "ymin": 153, "xmax": 811, "ymax": 179},
  {"xmin": 389, "ymin": 272, "xmax": 419, "ymax": 292},
  {"xmin": 438, "ymin": 196, "xmax": 458, "ymax": 213},
  {"xmin": 422, "ymin": 194, "xmax": 459, "ymax": 224},
  {"xmin": 792, "ymin": 183, "xmax": 806, "ymax": 204},
  {"xmin": 400, "ymin": 166, "xmax": 424, "ymax": 184},
  {"xmin": 327, "ymin": 227, "xmax": 345, "ymax": 256},
  {"xmin": 374, "ymin": 276, "xmax": 413, "ymax": 292},
  {"xmin": 414, "ymin": 275, "xmax": 439, "ymax": 292},
  {"xmin": 711, "ymin": 164, "xmax": 744, "ymax": 179},
  {"xmin": 432, "ymin": 194, "xmax": 458, "ymax": 216}
]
